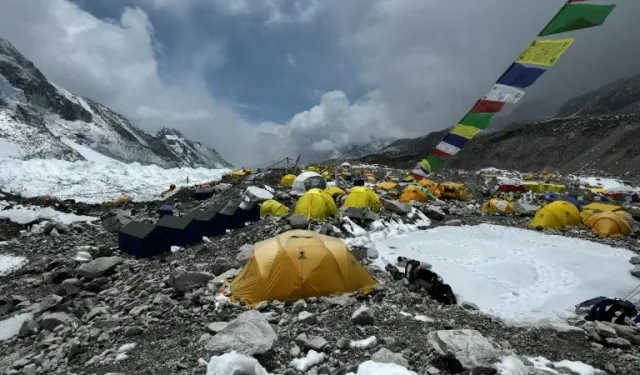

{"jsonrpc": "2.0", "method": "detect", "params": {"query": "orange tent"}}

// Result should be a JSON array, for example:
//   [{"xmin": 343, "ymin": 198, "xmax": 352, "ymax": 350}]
[
  {"xmin": 399, "ymin": 186, "xmax": 428, "ymax": 202},
  {"xmin": 418, "ymin": 179, "xmax": 440, "ymax": 197}
]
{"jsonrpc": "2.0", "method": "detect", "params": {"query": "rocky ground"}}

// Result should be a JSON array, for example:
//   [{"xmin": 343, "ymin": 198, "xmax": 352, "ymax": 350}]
[{"xmin": 2, "ymin": 168, "xmax": 640, "ymax": 375}]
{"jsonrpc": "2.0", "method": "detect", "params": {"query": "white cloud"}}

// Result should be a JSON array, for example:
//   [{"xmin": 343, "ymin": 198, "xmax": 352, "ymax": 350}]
[{"xmin": 3, "ymin": 0, "xmax": 638, "ymax": 167}]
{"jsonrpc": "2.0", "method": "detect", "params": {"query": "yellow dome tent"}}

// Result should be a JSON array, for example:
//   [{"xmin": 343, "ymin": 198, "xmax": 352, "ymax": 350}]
[
  {"xmin": 438, "ymin": 182, "xmax": 469, "ymax": 201},
  {"xmin": 586, "ymin": 212, "xmax": 631, "ymax": 237},
  {"xmin": 343, "ymin": 186, "xmax": 381, "ymax": 213},
  {"xmin": 260, "ymin": 200, "xmax": 290, "ymax": 217},
  {"xmin": 399, "ymin": 186, "xmax": 428, "ymax": 202},
  {"xmin": 324, "ymin": 186, "xmax": 346, "ymax": 197},
  {"xmin": 280, "ymin": 174, "xmax": 296, "ymax": 187},
  {"xmin": 294, "ymin": 188, "xmax": 337, "ymax": 220},
  {"xmin": 306, "ymin": 166, "xmax": 320, "ymax": 173},
  {"xmin": 482, "ymin": 199, "xmax": 516, "ymax": 214},
  {"xmin": 528, "ymin": 201, "xmax": 580, "ymax": 230},
  {"xmin": 230, "ymin": 230, "xmax": 378, "ymax": 305},
  {"xmin": 580, "ymin": 202, "xmax": 625, "ymax": 222}
]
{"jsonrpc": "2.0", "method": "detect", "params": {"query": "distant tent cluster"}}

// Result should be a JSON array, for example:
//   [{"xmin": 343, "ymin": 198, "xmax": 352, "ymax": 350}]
[
  {"xmin": 410, "ymin": 0, "xmax": 616, "ymax": 178},
  {"xmin": 118, "ymin": 198, "xmax": 260, "ymax": 258}
]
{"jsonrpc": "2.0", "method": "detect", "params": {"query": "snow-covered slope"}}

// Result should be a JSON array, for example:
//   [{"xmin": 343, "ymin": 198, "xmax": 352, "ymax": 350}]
[{"xmin": 0, "ymin": 37, "xmax": 232, "ymax": 169}]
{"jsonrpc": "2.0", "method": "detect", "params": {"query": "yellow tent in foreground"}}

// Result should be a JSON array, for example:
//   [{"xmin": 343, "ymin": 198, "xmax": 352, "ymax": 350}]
[
  {"xmin": 529, "ymin": 201, "xmax": 580, "ymax": 229},
  {"xmin": 294, "ymin": 188, "xmax": 337, "ymax": 220},
  {"xmin": 343, "ymin": 186, "xmax": 381, "ymax": 212},
  {"xmin": 230, "ymin": 230, "xmax": 378, "ymax": 305},
  {"xmin": 586, "ymin": 212, "xmax": 631, "ymax": 237},
  {"xmin": 260, "ymin": 200, "xmax": 290, "ymax": 217},
  {"xmin": 280, "ymin": 174, "xmax": 296, "ymax": 187},
  {"xmin": 482, "ymin": 199, "xmax": 516, "ymax": 214}
]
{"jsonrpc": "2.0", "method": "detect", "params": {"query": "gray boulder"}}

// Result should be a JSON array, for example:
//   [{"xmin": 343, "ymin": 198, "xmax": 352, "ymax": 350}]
[
  {"xmin": 427, "ymin": 329, "xmax": 502, "ymax": 372},
  {"xmin": 381, "ymin": 199, "xmax": 412, "ymax": 215},
  {"xmin": 102, "ymin": 210, "xmax": 132, "ymax": 233},
  {"xmin": 351, "ymin": 305, "xmax": 374, "ymax": 326},
  {"xmin": 77, "ymin": 257, "xmax": 122, "ymax": 279},
  {"xmin": 205, "ymin": 310, "xmax": 277, "ymax": 355},
  {"xmin": 288, "ymin": 214, "xmax": 309, "ymax": 229},
  {"xmin": 38, "ymin": 312, "xmax": 76, "ymax": 331},
  {"xmin": 371, "ymin": 348, "xmax": 409, "ymax": 368},
  {"xmin": 167, "ymin": 270, "xmax": 214, "ymax": 293},
  {"xmin": 235, "ymin": 244, "xmax": 254, "ymax": 266}
]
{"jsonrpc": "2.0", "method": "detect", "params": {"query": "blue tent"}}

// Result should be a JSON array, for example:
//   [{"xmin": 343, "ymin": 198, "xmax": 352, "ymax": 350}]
[
  {"xmin": 118, "ymin": 221, "xmax": 169, "ymax": 258},
  {"xmin": 220, "ymin": 199, "xmax": 245, "ymax": 230},
  {"xmin": 156, "ymin": 215, "xmax": 201, "ymax": 246},
  {"xmin": 159, "ymin": 204, "xmax": 174, "ymax": 218},
  {"xmin": 195, "ymin": 187, "xmax": 215, "ymax": 201},
  {"xmin": 185, "ymin": 205, "xmax": 226, "ymax": 238}
]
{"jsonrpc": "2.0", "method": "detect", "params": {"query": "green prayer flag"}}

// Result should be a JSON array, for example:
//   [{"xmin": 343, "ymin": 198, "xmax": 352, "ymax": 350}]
[
  {"xmin": 539, "ymin": 4, "xmax": 616, "ymax": 37},
  {"xmin": 425, "ymin": 154, "xmax": 445, "ymax": 171},
  {"xmin": 459, "ymin": 112, "xmax": 493, "ymax": 130}
]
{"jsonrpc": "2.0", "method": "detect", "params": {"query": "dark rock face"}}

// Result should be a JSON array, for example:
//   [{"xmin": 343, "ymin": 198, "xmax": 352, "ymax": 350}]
[
  {"xmin": 357, "ymin": 71, "xmax": 640, "ymax": 175},
  {"xmin": 0, "ymin": 37, "xmax": 232, "ymax": 169}
]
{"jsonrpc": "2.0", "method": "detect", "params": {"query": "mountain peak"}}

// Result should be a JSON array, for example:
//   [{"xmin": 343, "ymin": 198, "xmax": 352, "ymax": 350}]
[{"xmin": 0, "ymin": 38, "xmax": 232, "ymax": 169}]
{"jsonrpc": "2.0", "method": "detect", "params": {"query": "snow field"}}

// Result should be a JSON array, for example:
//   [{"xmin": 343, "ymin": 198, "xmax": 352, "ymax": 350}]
[
  {"xmin": 0, "ymin": 158, "xmax": 229, "ymax": 203},
  {"xmin": 373, "ymin": 224, "xmax": 639, "ymax": 325}
]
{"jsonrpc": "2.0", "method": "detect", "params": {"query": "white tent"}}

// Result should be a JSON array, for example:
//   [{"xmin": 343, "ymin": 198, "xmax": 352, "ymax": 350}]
[{"xmin": 291, "ymin": 171, "xmax": 326, "ymax": 194}]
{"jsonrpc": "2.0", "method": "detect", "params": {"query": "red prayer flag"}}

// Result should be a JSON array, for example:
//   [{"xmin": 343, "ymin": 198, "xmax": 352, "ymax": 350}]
[
  {"xmin": 470, "ymin": 99, "xmax": 505, "ymax": 113},
  {"xmin": 430, "ymin": 148, "xmax": 451, "ymax": 158}
]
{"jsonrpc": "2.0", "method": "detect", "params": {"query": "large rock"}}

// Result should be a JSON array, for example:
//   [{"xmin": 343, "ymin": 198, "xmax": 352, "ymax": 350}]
[
  {"xmin": 603, "ymin": 322, "xmax": 640, "ymax": 344},
  {"xmin": 35, "ymin": 294, "xmax": 63, "ymax": 313},
  {"xmin": 102, "ymin": 210, "xmax": 132, "ymax": 233},
  {"xmin": 167, "ymin": 270, "xmax": 214, "ymax": 293},
  {"xmin": 205, "ymin": 310, "xmax": 277, "ymax": 355},
  {"xmin": 371, "ymin": 348, "xmax": 409, "ymax": 368},
  {"xmin": 76, "ymin": 257, "xmax": 122, "ymax": 279},
  {"xmin": 38, "ymin": 312, "xmax": 76, "ymax": 331},
  {"xmin": 235, "ymin": 244, "xmax": 254, "ymax": 266},
  {"xmin": 631, "ymin": 265, "xmax": 640, "ymax": 279},
  {"xmin": 351, "ymin": 305, "xmax": 374, "ymax": 326},
  {"xmin": 288, "ymin": 214, "xmax": 309, "ymax": 229},
  {"xmin": 381, "ymin": 200, "xmax": 412, "ymax": 215},
  {"xmin": 340, "ymin": 207, "xmax": 379, "ymax": 221},
  {"xmin": 427, "ymin": 329, "xmax": 502, "ymax": 372},
  {"xmin": 244, "ymin": 186, "xmax": 274, "ymax": 202}
]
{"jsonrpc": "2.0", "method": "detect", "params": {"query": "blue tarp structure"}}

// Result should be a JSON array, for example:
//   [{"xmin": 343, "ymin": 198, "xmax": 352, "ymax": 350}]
[
  {"xmin": 185, "ymin": 205, "xmax": 227, "ymax": 237},
  {"xmin": 577, "ymin": 296, "xmax": 640, "ymax": 324},
  {"xmin": 195, "ymin": 187, "xmax": 215, "ymax": 201},
  {"xmin": 240, "ymin": 201, "xmax": 260, "ymax": 223},
  {"xmin": 156, "ymin": 215, "xmax": 201, "ymax": 246},
  {"xmin": 221, "ymin": 199, "xmax": 246, "ymax": 229},
  {"xmin": 118, "ymin": 221, "xmax": 169, "ymax": 258},
  {"xmin": 542, "ymin": 192, "xmax": 589, "ymax": 207},
  {"xmin": 159, "ymin": 204, "xmax": 173, "ymax": 218}
]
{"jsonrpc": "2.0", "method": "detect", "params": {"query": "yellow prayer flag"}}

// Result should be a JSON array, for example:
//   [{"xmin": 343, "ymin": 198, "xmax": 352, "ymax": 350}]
[
  {"xmin": 450, "ymin": 124, "xmax": 480, "ymax": 139},
  {"xmin": 516, "ymin": 37, "xmax": 574, "ymax": 67}
]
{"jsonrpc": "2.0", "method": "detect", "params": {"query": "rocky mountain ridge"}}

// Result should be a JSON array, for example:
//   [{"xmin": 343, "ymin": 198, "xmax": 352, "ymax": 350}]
[
  {"xmin": 358, "ymin": 71, "xmax": 640, "ymax": 175},
  {"xmin": 0, "ymin": 37, "xmax": 232, "ymax": 169}
]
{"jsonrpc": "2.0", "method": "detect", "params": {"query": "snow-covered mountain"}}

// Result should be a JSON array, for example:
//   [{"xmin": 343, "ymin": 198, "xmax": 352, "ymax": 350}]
[
  {"xmin": 0, "ymin": 37, "xmax": 232, "ymax": 169},
  {"xmin": 308, "ymin": 136, "xmax": 393, "ymax": 163}
]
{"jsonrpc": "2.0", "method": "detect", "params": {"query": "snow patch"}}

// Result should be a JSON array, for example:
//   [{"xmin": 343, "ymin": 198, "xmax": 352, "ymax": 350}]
[
  {"xmin": 0, "ymin": 158, "xmax": 229, "ymax": 203},
  {"xmin": 0, "ymin": 312, "xmax": 33, "ymax": 341},
  {"xmin": 289, "ymin": 350, "xmax": 326, "ymax": 372},
  {"xmin": 374, "ymin": 224, "xmax": 639, "ymax": 325},
  {"xmin": 0, "ymin": 203, "xmax": 97, "ymax": 225},
  {"xmin": 207, "ymin": 351, "xmax": 271, "ymax": 375}
]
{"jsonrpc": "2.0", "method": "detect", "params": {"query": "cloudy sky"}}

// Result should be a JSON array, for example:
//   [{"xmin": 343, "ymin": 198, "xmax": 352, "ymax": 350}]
[{"xmin": 0, "ymin": 0, "xmax": 638, "ymax": 166}]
